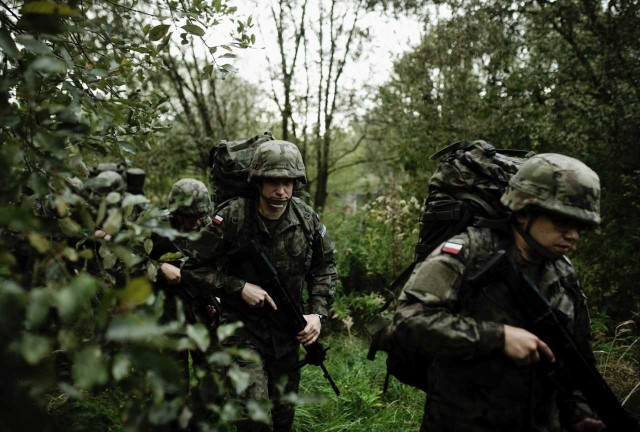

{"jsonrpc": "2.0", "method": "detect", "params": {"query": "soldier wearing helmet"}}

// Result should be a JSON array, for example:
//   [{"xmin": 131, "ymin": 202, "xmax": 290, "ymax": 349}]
[
  {"xmin": 148, "ymin": 179, "xmax": 219, "ymax": 416},
  {"xmin": 168, "ymin": 178, "xmax": 212, "ymax": 232},
  {"xmin": 392, "ymin": 153, "xmax": 605, "ymax": 432},
  {"xmin": 183, "ymin": 140, "xmax": 337, "ymax": 432}
]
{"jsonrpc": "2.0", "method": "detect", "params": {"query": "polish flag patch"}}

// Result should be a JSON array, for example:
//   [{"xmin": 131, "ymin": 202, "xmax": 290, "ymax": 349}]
[
  {"xmin": 213, "ymin": 214, "xmax": 224, "ymax": 225},
  {"xmin": 441, "ymin": 242, "xmax": 463, "ymax": 255}
]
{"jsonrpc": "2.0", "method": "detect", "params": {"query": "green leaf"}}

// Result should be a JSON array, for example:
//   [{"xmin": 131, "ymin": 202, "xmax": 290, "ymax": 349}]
[
  {"xmin": 57, "ymin": 328, "xmax": 77, "ymax": 351},
  {"xmin": 105, "ymin": 192, "xmax": 121, "ymax": 205},
  {"xmin": 202, "ymin": 64, "xmax": 213, "ymax": 79},
  {"xmin": 144, "ymin": 238, "xmax": 153, "ymax": 255},
  {"xmin": 56, "ymin": 274, "xmax": 98, "ymax": 324},
  {"xmin": 21, "ymin": 1, "xmax": 81, "ymax": 16},
  {"xmin": 220, "ymin": 401, "xmax": 241, "ymax": 422},
  {"xmin": 149, "ymin": 398, "xmax": 182, "ymax": 425},
  {"xmin": 0, "ymin": 280, "xmax": 26, "ymax": 335},
  {"xmin": 30, "ymin": 56, "xmax": 67, "ymax": 74},
  {"xmin": 228, "ymin": 365, "xmax": 251, "ymax": 395},
  {"xmin": 58, "ymin": 217, "xmax": 82, "ymax": 236},
  {"xmin": 219, "ymin": 53, "xmax": 236, "ymax": 59},
  {"xmin": 112, "ymin": 353, "xmax": 132, "ymax": 381},
  {"xmin": 147, "ymin": 261, "xmax": 158, "ymax": 282},
  {"xmin": 112, "ymin": 245, "xmax": 144, "ymax": 269},
  {"xmin": 106, "ymin": 316, "xmax": 175, "ymax": 341},
  {"xmin": 26, "ymin": 288, "xmax": 52, "ymax": 329},
  {"xmin": 16, "ymin": 35, "xmax": 52, "ymax": 55},
  {"xmin": 28, "ymin": 232, "xmax": 51, "ymax": 253},
  {"xmin": 158, "ymin": 251, "xmax": 182, "ymax": 262},
  {"xmin": 182, "ymin": 24, "xmax": 205, "ymax": 37},
  {"xmin": 73, "ymin": 346, "xmax": 109, "ymax": 389},
  {"xmin": 122, "ymin": 194, "xmax": 149, "ymax": 209},
  {"xmin": 187, "ymin": 323, "xmax": 210, "ymax": 352},
  {"xmin": 102, "ymin": 208, "xmax": 122, "ymax": 235},
  {"xmin": 217, "ymin": 322, "xmax": 243, "ymax": 342},
  {"xmin": 0, "ymin": 27, "xmax": 20, "ymax": 59},
  {"xmin": 78, "ymin": 249, "xmax": 93, "ymax": 260},
  {"xmin": 20, "ymin": 333, "xmax": 51, "ymax": 365},
  {"xmin": 247, "ymin": 400, "xmax": 270, "ymax": 424},
  {"xmin": 208, "ymin": 351, "xmax": 232, "ymax": 366},
  {"xmin": 116, "ymin": 277, "xmax": 152, "ymax": 308},
  {"xmin": 62, "ymin": 247, "xmax": 79, "ymax": 262},
  {"xmin": 149, "ymin": 24, "xmax": 171, "ymax": 41}
]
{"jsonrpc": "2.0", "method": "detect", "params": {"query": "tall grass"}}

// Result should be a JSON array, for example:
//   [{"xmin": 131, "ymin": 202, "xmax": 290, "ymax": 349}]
[{"xmin": 294, "ymin": 334, "xmax": 424, "ymax": 432}]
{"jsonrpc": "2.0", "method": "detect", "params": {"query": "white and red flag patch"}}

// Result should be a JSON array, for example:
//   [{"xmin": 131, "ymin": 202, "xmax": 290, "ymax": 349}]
[
  {"xmin": 441, "ymin": 242, "xmax": 463, "ymax": 255},
  {"xmin": 213, "ymin": 214, "xmax": 224, "ymax": 225}
]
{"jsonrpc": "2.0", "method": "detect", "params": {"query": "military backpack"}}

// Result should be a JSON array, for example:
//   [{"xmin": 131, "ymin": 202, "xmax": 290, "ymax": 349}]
[
  {"xmin": 367, "ymin": 140, "xmax": 534, "ymax": 391},
  {"xmin": 208, "ymin": 131, "xmax": 275, "ymax": 205}
]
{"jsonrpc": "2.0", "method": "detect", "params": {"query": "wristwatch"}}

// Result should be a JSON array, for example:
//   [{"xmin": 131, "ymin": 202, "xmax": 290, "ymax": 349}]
[{"xmin": 315, "ymin": 313, "xmax": 327, "ymax": 324}]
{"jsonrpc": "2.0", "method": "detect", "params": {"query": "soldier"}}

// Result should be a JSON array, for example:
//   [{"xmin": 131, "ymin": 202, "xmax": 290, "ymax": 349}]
[
  {"xmin": 182, "ymin": 140, "xmax": 337, "ymax": 432},
  {"xmin": 148, "ymin": 178, "xmax": 221, "ymax": 429},
  {"xmin": 393, "ymin": 154, "xmax": 606, "ymax": 432},
  {"xmin": 151, "ymin": 178, "xmax": 216, "ymax": 324}
]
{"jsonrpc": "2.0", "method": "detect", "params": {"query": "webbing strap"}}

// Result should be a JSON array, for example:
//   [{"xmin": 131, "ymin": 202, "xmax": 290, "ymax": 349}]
[
  {"xmin": 421, "ymin": 208, "xmax": 462, "ymax": 223},
  {"xmin": 454, "ymin": 192, "xmax": 498, "ymax": 218}
]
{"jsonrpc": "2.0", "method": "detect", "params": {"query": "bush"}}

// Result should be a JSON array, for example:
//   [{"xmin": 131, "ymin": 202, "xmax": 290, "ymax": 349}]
[{"xmin": 323, "ymin": 188, "xmax": 421, "ymax": 332}]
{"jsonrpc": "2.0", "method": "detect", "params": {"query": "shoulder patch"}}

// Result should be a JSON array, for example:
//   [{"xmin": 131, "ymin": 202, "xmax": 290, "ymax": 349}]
[
  {"xmin": 213, "ymin": 214, "xmax": 224, "ymax": 225},
  {"xmin": 441, "ymin": 241, "xmax": 464, "ymax": 256}
]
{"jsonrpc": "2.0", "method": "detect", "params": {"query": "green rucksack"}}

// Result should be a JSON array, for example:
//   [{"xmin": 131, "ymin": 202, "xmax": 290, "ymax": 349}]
[
  {"xmin": 208, "ymin": 131, "xmax": 275, "ymax": 205},
  {"xmin": 366, "ymin": 140, "xmax": 534, "ymax": 391}
]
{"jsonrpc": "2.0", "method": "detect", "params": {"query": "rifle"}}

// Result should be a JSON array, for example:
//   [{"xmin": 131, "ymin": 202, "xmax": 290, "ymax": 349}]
[
  {"xmin": 230, "ymin": 240, "xmax": 340, "ymax": 396},
  {"xmin": 497, "ymin": 250, "xmax": 638, "ymax": 432}
]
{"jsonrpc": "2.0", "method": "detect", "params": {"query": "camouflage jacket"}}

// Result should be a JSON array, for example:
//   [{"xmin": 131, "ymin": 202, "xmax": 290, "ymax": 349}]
[
  {"xmin": 149, "ymin": 216, "xmax": 204, "ymax": 326},
  {"xmin": 393, "ymin": 226, "xmax": 594, "ymax": 432},
  {"xmin": 183, "ymin": 197, "xmax": 336, "ymax": 358}
]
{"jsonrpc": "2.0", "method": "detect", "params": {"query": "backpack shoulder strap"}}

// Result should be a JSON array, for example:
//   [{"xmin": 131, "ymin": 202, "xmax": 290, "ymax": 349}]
[
  {"xmin": 290, "ymin": 197, "xmax": 316, "ymax": 243},
  {"xmin": 211, "ymin": 197, "xmax": 251, "ymax": 246}
]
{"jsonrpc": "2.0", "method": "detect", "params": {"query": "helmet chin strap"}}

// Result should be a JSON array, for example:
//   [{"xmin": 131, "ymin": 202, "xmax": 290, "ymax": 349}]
[{"xmin": 513, "ymin": 213, "xmax": 562, "ymax": 261}]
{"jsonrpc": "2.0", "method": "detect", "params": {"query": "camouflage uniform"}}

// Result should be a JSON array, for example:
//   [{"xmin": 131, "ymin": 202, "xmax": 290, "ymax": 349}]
[
  {"xmin": 152, "ymin": 179, "xmax": 213, "ymax": 324},
  {"xmin": 393, "ymin": 154, "xmax": 600, "ymax": 432},
  {"xmin": 183, "ymin": 141, "xmax": 337, "ymax": 432},
  {"xmin": 150, "ymin": 179, "xmax": 214, "ymax": 393}
]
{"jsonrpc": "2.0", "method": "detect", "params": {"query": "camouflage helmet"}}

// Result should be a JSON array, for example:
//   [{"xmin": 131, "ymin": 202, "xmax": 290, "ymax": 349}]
[
  {"xmin": 84, "ymin": 170, "xmax": 126, "ymax": 194},
  {"xmin": 248, "ymin": 140, "xmax": 307, "ymax": 183},
  {"xmin": 168, "ymin": 178, "xmax": 211, "ymax": 217},
  {"xmin": 500, "ymin": 153, "xmax": 601, "ymax": 225}
]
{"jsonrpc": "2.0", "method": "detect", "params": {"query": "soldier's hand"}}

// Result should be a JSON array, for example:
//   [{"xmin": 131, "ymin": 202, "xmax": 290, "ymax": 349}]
[
  {"xmin": 297, "ymin": 314, "xmax": 321, "ymax": 346},
  {"xmin": 160, "ymin": 263, "xmax": 181, "ymax": 285},
  {"xmin": 503, "ymin": 325, "xmax": 555, "ymax": 365},
  {"xmin": 241, "ymin": 282, "xmax": 277, "ymax": 310},
  {"xmin": 571, "ymin": 418, "xmax": 606, "ymax": 431}
]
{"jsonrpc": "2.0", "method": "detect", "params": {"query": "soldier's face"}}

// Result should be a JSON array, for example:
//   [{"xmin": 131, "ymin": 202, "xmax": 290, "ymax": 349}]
[
  {"xmin": 259, "ymin": 179, "xmax": 294, "ymax": 209},
  {"xmin": 519, "ymin": 213, "xmax": 581, "ymax": 255},
  {"xmin": 176, "ymin": 214, "xmax": 204, "ymax": 231}
]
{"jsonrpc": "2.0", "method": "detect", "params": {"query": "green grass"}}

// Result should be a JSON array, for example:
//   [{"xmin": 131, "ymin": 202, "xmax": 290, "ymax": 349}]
[
  {"xmin": 44, "ymin": 333, "xmax": 424, "ymax": 431},
  {"xmin": 294, "ymin": 334, "xmax": 424, "ymax": 432}
]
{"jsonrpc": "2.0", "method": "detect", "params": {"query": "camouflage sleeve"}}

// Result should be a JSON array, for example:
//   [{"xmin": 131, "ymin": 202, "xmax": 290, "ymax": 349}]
[
  {"xmin": 393, "ymin": 234, "xmax": 504, "ymax": 359},
  {"xmin": 305, "ymin": 214, "xmax": 337, "ymax": 317},
  {"xmin": 181, "ymin": 205, "xmax": 245, "ymax": 298}
]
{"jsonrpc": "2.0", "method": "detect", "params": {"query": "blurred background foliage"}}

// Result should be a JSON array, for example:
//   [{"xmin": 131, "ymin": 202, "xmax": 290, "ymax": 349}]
[{"xmin": 1, "ymin": 0, "xmax": 640, "ymax": 430}]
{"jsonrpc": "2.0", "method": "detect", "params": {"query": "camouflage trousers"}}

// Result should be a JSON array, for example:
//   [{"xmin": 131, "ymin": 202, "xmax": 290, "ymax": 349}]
[{"xmin": 223, "ymin": 336, "xmax": 300, "ymax": 432}]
